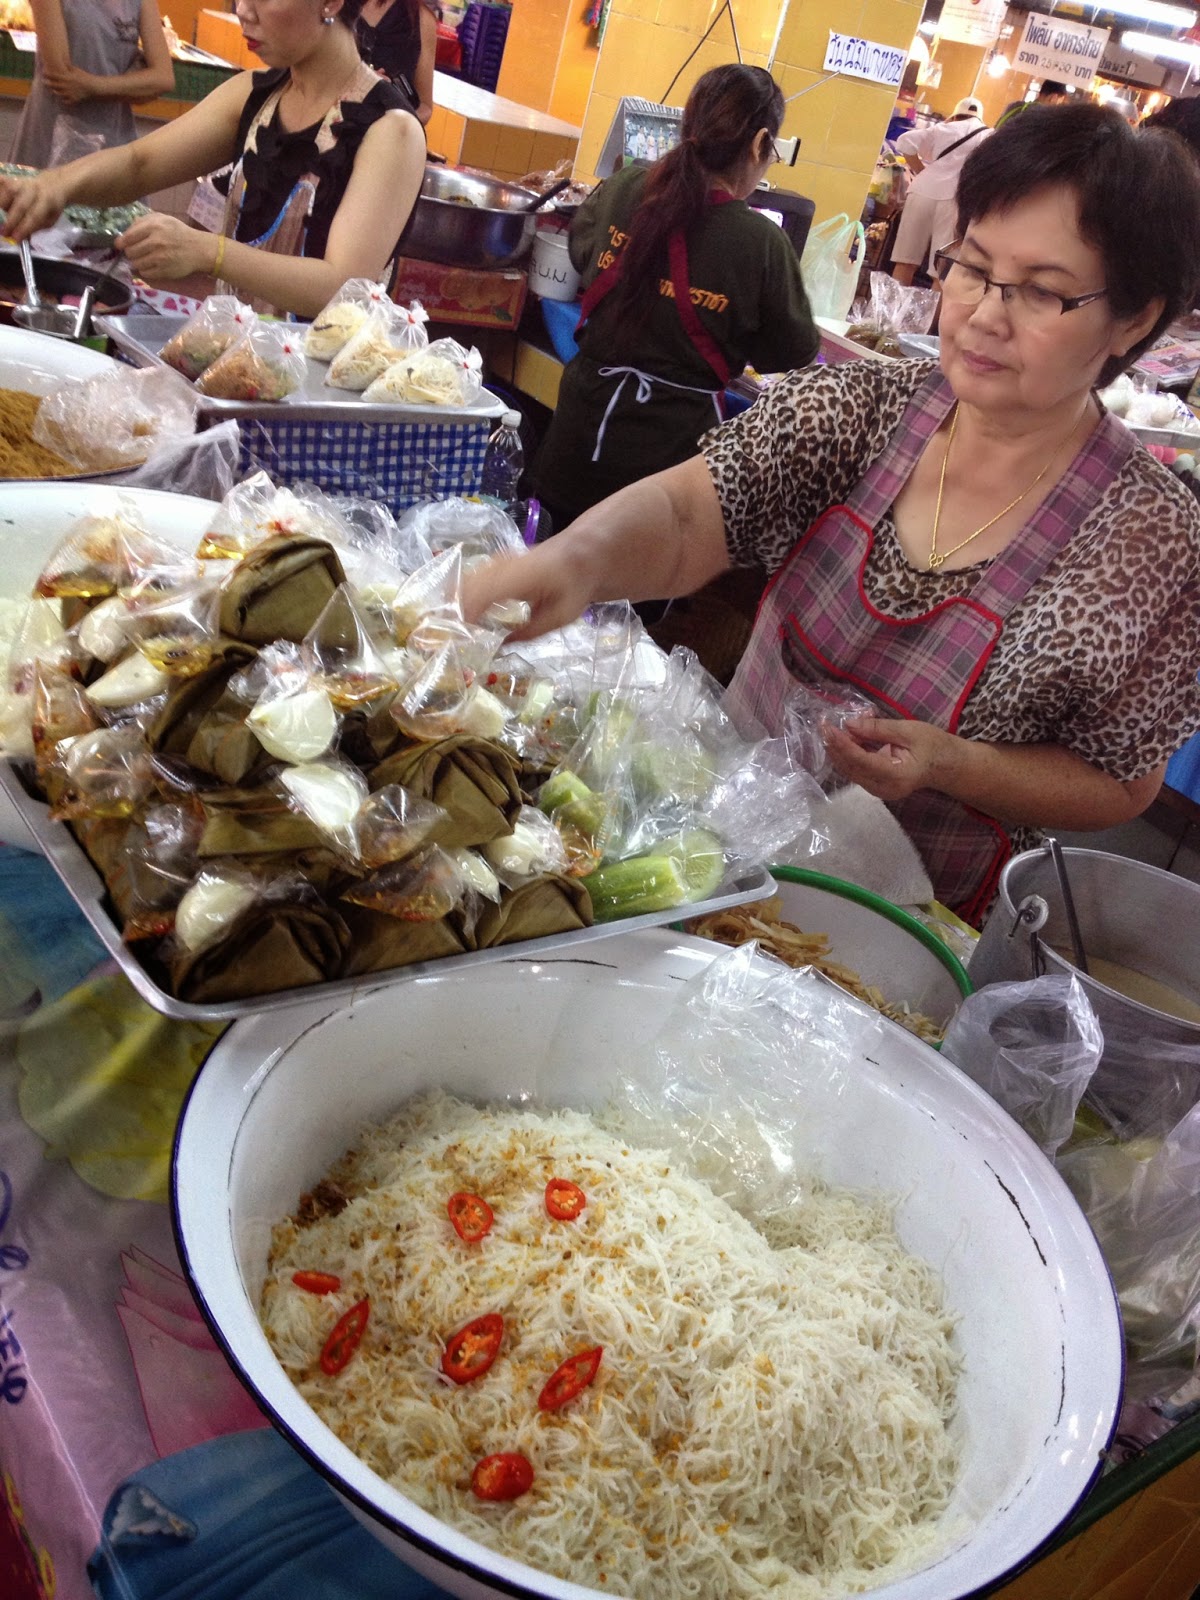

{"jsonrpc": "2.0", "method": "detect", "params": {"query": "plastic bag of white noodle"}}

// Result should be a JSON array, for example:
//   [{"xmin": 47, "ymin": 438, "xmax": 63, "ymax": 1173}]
[
  {"xmin": 32, "ymin": 364, "xmax": 200, "ymax": 472},
  {"xmin": 304, "ymin": 276, "xmax": 393, "ymax": 362}
]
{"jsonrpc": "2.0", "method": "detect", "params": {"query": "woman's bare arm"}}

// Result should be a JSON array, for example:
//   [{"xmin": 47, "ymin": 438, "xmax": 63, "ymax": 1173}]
[
  {"xmin": 462, "ymin": 455, "xmax": 731, "ymax": 637},
  {"xmin": 0, "ymin": 68, "xmax": 252, "ymax": 235},
  {"xmin": 826, "ymin": 717, "xmax": 1166, "ymax": 832},
  {"xmin": 411, "ymin": 4, "xmax": 437, "ymax": 126},
  {"xmin": 116, "ymin": 104, "xmax": 426, "ymax": 317},
  {"xmin": 33, "ymin": 0, "xmax": 177, "ymax": 107}
]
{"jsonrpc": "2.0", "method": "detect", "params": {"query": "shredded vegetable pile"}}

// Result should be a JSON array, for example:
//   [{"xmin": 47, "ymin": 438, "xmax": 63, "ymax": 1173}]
[
  {"xmin": 260, "ymin": 1093, "xmax": 960, "ymax": 1598},
  {"xmin": 688, "ymin": 898, "xmax": 947, "ymax": 1044}
]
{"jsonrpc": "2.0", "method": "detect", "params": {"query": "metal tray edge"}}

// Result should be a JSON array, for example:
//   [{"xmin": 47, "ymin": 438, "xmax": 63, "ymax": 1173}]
[{"xmin": 0, "ymin": 761, "xmax": 771, "ymax": 1024}]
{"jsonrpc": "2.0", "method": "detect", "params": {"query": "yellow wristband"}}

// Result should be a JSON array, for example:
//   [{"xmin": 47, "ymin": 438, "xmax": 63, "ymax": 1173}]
[{"xmin": 213, "ymin": 232, "xmax": 227, "ymax": 278}]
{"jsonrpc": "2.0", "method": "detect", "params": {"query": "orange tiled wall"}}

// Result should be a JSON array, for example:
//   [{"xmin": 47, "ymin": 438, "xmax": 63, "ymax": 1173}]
[
  {"xmin": 576, "ymin": 0, "xmax": 923, "ymax": 233},
  {"xmin": 195, "ymin": 7, "xmax": 264, "ymax": 69}
]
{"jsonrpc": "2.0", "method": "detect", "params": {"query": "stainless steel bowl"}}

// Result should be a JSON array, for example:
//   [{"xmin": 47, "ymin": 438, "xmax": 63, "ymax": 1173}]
[{"xmin": 398, "ymin": 164, "xmax": 543, "ymax": 269}]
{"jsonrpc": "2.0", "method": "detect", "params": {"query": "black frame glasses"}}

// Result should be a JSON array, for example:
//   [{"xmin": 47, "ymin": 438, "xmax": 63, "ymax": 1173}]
[{"xmin": 933, "ymin": 249, "xmax": 1108, "ymax": 316}]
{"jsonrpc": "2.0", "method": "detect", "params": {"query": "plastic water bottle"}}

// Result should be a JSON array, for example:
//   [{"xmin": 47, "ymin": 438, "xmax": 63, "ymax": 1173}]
[{"xmin": 479, "ymin": 409, "xmax": 524, "ymax": 510}]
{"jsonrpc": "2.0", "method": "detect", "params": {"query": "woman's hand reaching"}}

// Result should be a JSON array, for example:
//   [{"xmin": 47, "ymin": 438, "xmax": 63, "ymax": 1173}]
[
  {"xmin": 116, "ymin": 213, "xmax": 216, "ymax": 284},
  {"xmin": 0, "ymin": 170, "xmax": 69, "ymax": 240},
  {"xmin": 822, "ymin": 715, "xmax": 958, "ymax": 803},
  {"xmin": 460, "ymin": 545, "xmax": 595, "ymax": 640}
]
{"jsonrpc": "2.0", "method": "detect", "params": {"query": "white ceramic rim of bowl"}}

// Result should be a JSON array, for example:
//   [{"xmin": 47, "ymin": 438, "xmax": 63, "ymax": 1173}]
[{"xmin": 172, "ymin": 932, "xmax": 1124, "ymax": 1600}]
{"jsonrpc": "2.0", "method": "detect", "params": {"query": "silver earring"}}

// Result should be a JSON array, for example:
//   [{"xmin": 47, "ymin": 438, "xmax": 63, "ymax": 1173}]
[{"xmin": 323, "ymin": 10, "xmax": 335, "ymax": 21}]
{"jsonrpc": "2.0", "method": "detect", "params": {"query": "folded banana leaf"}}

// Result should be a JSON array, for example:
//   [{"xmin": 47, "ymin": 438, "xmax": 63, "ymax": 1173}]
[
  {"xmin": 369, "ymin": 736, "xmax": 520, "ymax": 849},
  {"xmin": 169, "ymin": 898, "xmax": 351, "ymax": 1002},
  {"xmin": 473, "ymin": 874, "xmax": 593, "ymax": 949},
  {"xmin": 146, "ymin": 642, "xmax": 262, "ymax": 785},
  {"xmin": 73, "ymin": 817, "xmax": 173, "ymax": 936},
  {"xmin": 341, "ymin": 905, "xmax": 468, "ymax": 976},
  {"xmin": 218, "ymin": 537, "xmax": 346, "ymax": 646},
  {"xmin": 196, "ymin": 796, "xmax": 329, "ymax": 857}
]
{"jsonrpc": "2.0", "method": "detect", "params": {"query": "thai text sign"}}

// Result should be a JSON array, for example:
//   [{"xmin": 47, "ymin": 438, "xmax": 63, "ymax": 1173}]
[
  {"xmin": 1014, "ymin": 11, "xmax": 1110, "ymax": 85},
  {"xmin": 823, "ymin": 32, "xmax": 907, "ymax": 88}
]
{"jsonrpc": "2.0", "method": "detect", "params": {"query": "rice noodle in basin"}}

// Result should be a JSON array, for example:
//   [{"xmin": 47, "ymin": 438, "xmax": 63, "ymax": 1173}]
[{"xmin": 260, "ymin": 1091, "xmax": 961, "ymax": 1599}]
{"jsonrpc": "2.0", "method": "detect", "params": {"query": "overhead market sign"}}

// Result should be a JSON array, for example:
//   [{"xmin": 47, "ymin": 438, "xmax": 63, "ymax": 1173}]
[
  {"xmin": 823, "ymin": 32, "xmax": 907, "ymax": 87},
  {"xmin": 937, "ymin": 0, "xmax": 1006, "ymax": 48},
  {"xmin": 1098, "ymin": 43, "xmax": 1169, "ymax": 87},
  {"xmin": 1013, "ymin": 11, "xmax": 1110, "ymax": 86}
]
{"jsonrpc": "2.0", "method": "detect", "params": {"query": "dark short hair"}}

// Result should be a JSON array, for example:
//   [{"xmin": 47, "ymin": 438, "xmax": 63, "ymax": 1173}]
[
  {"xmin": 955, "ymin": 102, "xmax": 1200, "ymax": 383},
  {"xmin": 339, "ymin": 0, "xmax": 368, "ymax": 24},
  {"xmin": 1143, "ymin": 95, "xmax": 1200, "ymax": 160}
]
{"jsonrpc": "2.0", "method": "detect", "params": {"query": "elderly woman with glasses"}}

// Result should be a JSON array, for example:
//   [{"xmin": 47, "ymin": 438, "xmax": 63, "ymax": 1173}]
[{"xmin": 464, "ymin": 104, "xmax": 1200, "ymax": 924}]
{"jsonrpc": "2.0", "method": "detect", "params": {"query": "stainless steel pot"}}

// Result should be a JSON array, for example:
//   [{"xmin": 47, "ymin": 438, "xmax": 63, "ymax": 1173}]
[
  {"xmin": 398, "ymin": 165, "xmax": 545, "ymax": 269},
  {"xmin": 970, "ymin": 847, "xmax": 1200, "ymax": 1127}
]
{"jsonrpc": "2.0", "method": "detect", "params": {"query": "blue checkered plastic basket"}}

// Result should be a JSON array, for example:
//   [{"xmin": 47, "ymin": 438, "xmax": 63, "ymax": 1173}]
[{"xmin": 231, "ymin": 414, "xmax": 493, "ymax": 511}]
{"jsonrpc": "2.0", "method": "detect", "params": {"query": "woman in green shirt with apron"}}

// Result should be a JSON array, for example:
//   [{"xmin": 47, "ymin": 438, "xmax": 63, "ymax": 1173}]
[{"xmin": 534, "ymin": 63, "xmax": 819, "ymax": 535}]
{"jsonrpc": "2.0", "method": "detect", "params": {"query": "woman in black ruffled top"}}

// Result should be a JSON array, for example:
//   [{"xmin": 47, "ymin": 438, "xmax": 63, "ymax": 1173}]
[
  {"xmin": 356, "ymin": 0, "xmax": 438, "ymax": 125},
  {"xmin": 0, "ymin": 0, "xmax": 425, "ymax": 318}
]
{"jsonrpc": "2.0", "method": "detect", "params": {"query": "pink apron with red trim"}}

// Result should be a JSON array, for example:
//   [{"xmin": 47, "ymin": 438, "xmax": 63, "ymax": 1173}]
[{"xmin": 724, "ymin": 368, "xmax": 1137, "ymax": 924}]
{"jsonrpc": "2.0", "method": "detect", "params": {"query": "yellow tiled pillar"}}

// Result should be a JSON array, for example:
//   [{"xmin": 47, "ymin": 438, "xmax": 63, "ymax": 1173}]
[
  {"xmin": 494, "ymin": 0, "xmax": 600, "ymax": 128},
  {"xmin": 575, "ymin": 0, "xmax": 923, "ymax": 234},
  {"xmin": 496, "ymin": 0, "xmax": 575, "ymax": 115}
]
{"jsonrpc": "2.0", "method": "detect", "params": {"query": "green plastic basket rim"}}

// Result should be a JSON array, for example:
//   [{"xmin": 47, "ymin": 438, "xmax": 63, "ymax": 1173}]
[{"xmin": 767, "ymin": 864, "xmax": 974, "ymax": 999}]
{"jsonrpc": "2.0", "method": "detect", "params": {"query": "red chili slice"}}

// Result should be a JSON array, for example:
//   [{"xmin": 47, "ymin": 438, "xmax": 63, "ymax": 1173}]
[
  {"xmin": 319, "ymin": 1298, "xmax": 369, "ymax": 1376},
  {"xmin": 447, "ymin": 1191, "xmax": 494, "ymax": 1243},
  {"xmin": 544, "ymin": 1178, "xmax": 587, "ymax": 1221},
  {"xmin": 470, "ymin": 1452, "xmax": 534, "ymax": 1502},
  {"xmin": 537, "ymin": 1346, "xmax": 603, "ymax": 1411},
  {"xmin": 441, "ymin": 1313, "xmax": 505, "ymax": 1385},
  {"xmin": 292, "ymin": 1270, "xmax": 341, "ymax": 1296}
]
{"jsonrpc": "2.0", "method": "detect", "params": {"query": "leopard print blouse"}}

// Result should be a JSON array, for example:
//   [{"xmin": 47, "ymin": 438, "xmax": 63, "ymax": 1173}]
[{"xmin": 702, "ymin": 359, "xmax": 1200, "ymax": 798}]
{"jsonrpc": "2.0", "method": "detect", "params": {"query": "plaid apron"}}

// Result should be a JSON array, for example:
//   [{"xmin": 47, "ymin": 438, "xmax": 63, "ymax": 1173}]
[{"xmin": 725, "ymin": 368, "xmax": 1137, "ymax": 924}]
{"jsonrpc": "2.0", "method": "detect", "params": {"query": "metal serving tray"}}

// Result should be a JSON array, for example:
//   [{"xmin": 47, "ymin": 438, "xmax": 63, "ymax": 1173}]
[
  {"xmin": 94, "ymin": 314, "xmax": 506, "ymax": 426},
  {"xmin": 0, "ymin": 761, "xmax": 774, "ymax": 1024}
]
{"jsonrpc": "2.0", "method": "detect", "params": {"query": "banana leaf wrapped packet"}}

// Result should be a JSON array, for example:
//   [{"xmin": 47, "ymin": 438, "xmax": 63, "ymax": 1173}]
[
  {"xmin": 218, "ymin": 537, "xmax": 346, "ymax": 646},
  {"xmin": 369, "ymin": 735, "xmax": 521, "ymax": 849},
  {"xmin": 146, "ymin": 640, "xmax": 268, "ymax": 787},
  {"xmin": 341, "ymin": 906, "xmax": 469, "ymax": 976},
  {"xmin": 167, "ymin": 869, "xmax": 351, "ymax": 1002},
  {"xmin": 194, "ymin": 788, "xmax": 331, "ymax": 858},
  {"xmin": 473, "ymin": 874, "xmax": 593, "ymax": 948}
]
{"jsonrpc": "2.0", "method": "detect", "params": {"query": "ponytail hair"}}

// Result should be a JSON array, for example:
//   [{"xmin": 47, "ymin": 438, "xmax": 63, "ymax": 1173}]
[{"xmin": 606, "ymin": 64, "xmax": 784, "ymax": 330}]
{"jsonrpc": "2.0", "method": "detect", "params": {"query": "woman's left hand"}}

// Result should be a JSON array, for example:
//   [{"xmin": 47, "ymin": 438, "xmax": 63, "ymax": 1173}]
[
  {"xmin": 116, "ymin": 214, "xmax": 213, "ymax": 284},
  {"xmin": 41, "ymin": 64, "xmax": 99, "ymax": 105},
  {"xmin": 822, "ymin": 715, "xmax": 957, "ymax": 803}
]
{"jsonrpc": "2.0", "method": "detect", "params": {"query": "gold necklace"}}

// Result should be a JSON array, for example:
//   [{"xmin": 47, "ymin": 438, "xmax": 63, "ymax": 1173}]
[{"xmin": 928, "ymin": 407, "xmax": 1063, "ymax": 571}]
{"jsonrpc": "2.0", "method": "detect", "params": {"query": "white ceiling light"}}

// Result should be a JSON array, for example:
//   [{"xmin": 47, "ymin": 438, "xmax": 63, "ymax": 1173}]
[
  {"xmin": 1120, "ymin": 27, "xmax": 1200, "ymax": 61},
  {"xmin": 1096, "ymin": 0, "xmax": 1197, "ymax": 24}
]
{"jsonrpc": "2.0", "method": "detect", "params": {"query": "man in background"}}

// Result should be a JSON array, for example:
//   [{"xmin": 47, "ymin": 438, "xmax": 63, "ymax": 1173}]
[{"xmin": 891, "ymin": 96, "xmax": 991, "ymax": 286}]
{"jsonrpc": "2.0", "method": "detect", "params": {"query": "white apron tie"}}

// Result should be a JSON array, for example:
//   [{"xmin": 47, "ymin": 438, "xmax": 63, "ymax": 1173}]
[{"xmin": 591, "ymin": 365, "xmax": 723, "ymax": 463}]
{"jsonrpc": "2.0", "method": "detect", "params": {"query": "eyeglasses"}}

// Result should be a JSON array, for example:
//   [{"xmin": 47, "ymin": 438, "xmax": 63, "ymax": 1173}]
[{"xmin": 933, "ymin": 249, "xmax": 1108, "ymax": 322}]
